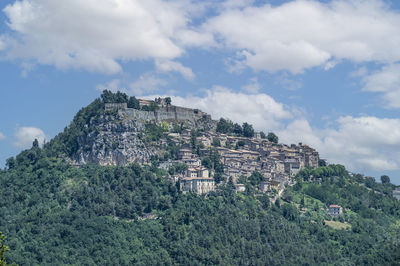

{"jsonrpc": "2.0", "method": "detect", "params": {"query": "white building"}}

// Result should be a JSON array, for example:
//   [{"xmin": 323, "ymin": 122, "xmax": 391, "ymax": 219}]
[
  {"xmin": 328, "ymin": 205, "xmax": 343, "ymax": 216},
  {"xmin": 181, "ymin": 166, "xmax": 214, "ymax": 194}
]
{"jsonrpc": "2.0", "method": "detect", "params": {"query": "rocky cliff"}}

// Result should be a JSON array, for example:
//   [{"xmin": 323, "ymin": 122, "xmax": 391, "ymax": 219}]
[
  {"xmin": 70, "ymin": 102, "xmax": 215, "ymax": 166},
  {"xmin": 73, "ymin": 110, "xmax": 154, "ymax": 166}
]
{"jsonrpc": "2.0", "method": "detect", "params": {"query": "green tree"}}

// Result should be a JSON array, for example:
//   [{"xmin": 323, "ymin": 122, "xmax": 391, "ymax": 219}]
[
  {"xmin": 165, "ymin": 97, "xmax": 172, "ymax": 106},
  {"xmin": 380, "ymin": 175, "xmax": 390, "ymax": 184},
  {"xmin": 260, "ymin": 131, "xmax": 266, "ymax": 139},
  {"xmin": 127, "ymin": 96, "xmax": 140, "ymax": 109},
  {"xmin": 5, "ymin": 157, "xmax": 15, "ymax": 170},
  {"xmin": 32, "ymin": 138, "xmax": 39, "ymax": 148},
  {"xmin": 101, "ymin": 90, "xmax": 128, "ymax": 103},
  {"xmin": 148, "ymin": 101, "xmax": 159, "ymax": 111},
  {"xmin": 233, "ymin": 123, "xmax": 242, "ymax": 135},
  {"xmin": 216, "ymin": 118, "xmax": 233, "ymax": 134},
  {"xmin": 212, "ymin": 138, "xmax": 221, "ymax": 147},
  {"xmin": 267, "ymin": 132, "xmax": 278, "ymax": 143},
  {"xmin": 300, "ymin": 196, "xmax": 305, "ymax": 208},
  {"xmin": 248, "ymin": 171, "xmax": 264, "ymax": 186},
  {"xmin": 242, "ymin": 122, "xmax": 254, "ymax": 138},
  {"xmin": 201, "ymin": 157, "xmax": 212, "ymax": 169},
  {"xmin": 0, "ymin": 232, "xmax": 12, "ymax": 266},
  {"xmin": 318, "ymin": 159, "xmax": 327, "ymax": 167},
  {"xmin": 282, "ymin": 203, "xmax": 299, "ymax": 221}
]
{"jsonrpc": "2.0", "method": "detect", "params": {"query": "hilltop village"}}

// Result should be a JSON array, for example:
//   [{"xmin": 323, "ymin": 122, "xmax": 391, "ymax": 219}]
[
  {"xmin": 102, "ymin": 96, "xmax": 320, "ymax": 197},
  {"xmin": 163, "ymin": 130, "xmax": 319, "ymax": 196}
]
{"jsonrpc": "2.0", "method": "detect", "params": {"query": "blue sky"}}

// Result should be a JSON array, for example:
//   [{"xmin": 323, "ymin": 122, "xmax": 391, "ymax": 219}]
[{"xmin": 1, "ymin": 0, "xmax": 400, "ymax": 184}]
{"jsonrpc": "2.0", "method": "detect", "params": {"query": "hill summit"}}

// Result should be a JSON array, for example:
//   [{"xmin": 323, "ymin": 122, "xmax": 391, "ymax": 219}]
[
  {"xmin": 0, "ymin": 90, "xmax": 399, "ymax": 265},
  {"xmin": 48, "ymin": 90, "xmax": 319, "ymax": 195}
]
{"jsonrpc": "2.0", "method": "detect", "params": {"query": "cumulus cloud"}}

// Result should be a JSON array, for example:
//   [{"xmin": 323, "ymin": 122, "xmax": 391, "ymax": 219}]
[
  {"xmin": 1, "ymin": 0, "xmax": 201, "ymax": 73},
  {"xmin": 0, "ymin": 132, "xmax": 5, "ymax": 140},
  {"xmin": 241, "ymin": 77, "xmax": 260, "ymax": 93},
  {"xmin": 278, "ymin": 116, "xmax": 400, "ymax": 172},
  {"xmin": 13, "ymin": 126, "xmax": 46, "ymax": 149},
  {"xmin": 129, "ymin": 73, "xmax": 167, "ymax": 96},
  {"xmin": 146, "ymin": 86, "xmax": 292, "ymax": 130},
  {"xmin": 0, "ymin": 36, "xmax": 6, "ymax": 51},
  {"xmin": 3, "ymin": 0, "xmax": 400, "ymax": 77},
  {"xmin": 96, "ymin": 79, "xmax": 121, "ymax": 92},
  {"xmin": 204, "ymin": 0, "xmax": 400, "ymax": 73},
  {"xmin": 275, "ymin": 73, "xmax": 302, "ymax": 91},
  {"xmin": 155, "ymin": 60, "xmax": 195, "ymax": 80},
  {"xmin": 361, "ymin": 64, "xmax": 400, "ymax": 109}
]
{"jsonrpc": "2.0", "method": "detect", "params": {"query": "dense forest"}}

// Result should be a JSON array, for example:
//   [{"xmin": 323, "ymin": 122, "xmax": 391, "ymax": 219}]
[{"xmin": 1, "ymin": 95, "xmax": 400, "ymax": 265}]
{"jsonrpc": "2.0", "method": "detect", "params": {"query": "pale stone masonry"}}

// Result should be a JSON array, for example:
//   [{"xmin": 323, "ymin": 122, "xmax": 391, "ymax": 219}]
[
  {"xmin": 180, "ymin": 177, "xmax": 215, "ymax": 195},
  {"xmin": 181, "ymin": 167, "xmax": 214, "ymax": 195}
]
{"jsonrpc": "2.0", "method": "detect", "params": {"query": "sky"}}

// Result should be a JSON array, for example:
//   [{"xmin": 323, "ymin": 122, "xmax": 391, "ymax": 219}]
[{"xmin": 1, "ymin": 0, "xmax": 400, "ymax": 184}]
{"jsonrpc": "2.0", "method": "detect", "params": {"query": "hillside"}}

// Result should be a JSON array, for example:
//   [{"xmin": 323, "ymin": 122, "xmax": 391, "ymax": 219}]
[{"xmin": 0, "ymin": 91, "xmax": 400, "ymax": 265}]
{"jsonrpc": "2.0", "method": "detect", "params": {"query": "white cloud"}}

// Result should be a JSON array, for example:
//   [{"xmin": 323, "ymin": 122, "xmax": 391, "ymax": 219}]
[
  {"xmin": 242, "ymin": 77, "xmax": 260, "ymax": 93},
  {"xmin": 96, "ymin": 79, "xmax": 121, "ymax": 92},
  {"xmin": 13, "ymin": 126, "xmax": 45, "ymax": 149},
  {"xmin": 203, "ymin": 0, "xmax": 400, "ymax": 73},
  {"xmin": 0, "ymin": 36, "xmax": 6, "ymax": 51},
  {"xmin": 0, "ymin": 132, "xmax": 5, "ymax": 140},
  {"xmin": 129, "ymin": 73, "xmax": 167, "ymax": 96},
  {"xmin": 147, "ymin": 86, "xmax": 292, "ymax": 130},
  {"xmin": 275, "ymin": 73, "xmax": 302, "ymax": 91},
  {"xmin": 361, "ymin": 64, "xmax": 400, "ymax": 109},
  {"xmin": 155, "ymin": 60, "xmax": 195, "ymax": 80},
  {"xmin": 3, "ymin": 0, "xmax": 400, "ymax": 77},
  {"xmin": 278, "ymin": 116, "xmax": 400, "ymax": 172},
  {"xmin": 350, "ymin": 66, "xmax": 368, "ymax": 78},
  {"xmin": 1, "ymin": 0, "xmax": 199, "ymax": 73}
]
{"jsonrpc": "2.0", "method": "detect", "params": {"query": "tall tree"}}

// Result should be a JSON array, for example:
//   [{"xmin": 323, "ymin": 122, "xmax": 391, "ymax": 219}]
[
  {"xmin": 267, "ymin": 132, "xmax": 279, "ymax": 144},
  {"xmin": 0, "ymin": 232, "xmax": 13, "ymax": 266},
  {"xmin": 127, "ymin": 96, "xmax": 140, "ymax": 109},
  {"xmin": 216, "ymin": 118, "xmax": 233, "ymax": 134},
  {"xmin": 242, "ymin": 122, "xmax": 254, "ymax": 138},
  {"xmin": 381, "ymin": 175, "xmax": 390, "ymax": 184}
]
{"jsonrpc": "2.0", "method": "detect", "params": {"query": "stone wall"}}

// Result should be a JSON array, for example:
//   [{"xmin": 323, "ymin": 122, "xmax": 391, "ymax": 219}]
[
  {"xmin": 105, "ymin": 103, "xmax": 127, "ymax": 110},
  {"xmin": 122, "ymin": 105, "xmax": 207, "ymax": 123}
]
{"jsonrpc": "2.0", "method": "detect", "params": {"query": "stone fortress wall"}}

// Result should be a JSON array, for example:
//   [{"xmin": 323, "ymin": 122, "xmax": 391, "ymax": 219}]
[{"xmin": 105, "ymin": 103, "xmax": 211, "ymax": 123}]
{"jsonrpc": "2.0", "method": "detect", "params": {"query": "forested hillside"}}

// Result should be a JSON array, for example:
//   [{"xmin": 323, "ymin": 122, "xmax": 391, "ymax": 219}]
[
  {"xmin": 1, "ymin": 144, "xmax": 399, "ymax": 265},
  {"xmin": 0, "ymin": 96, "xmax": 399, "ymax": 265}
]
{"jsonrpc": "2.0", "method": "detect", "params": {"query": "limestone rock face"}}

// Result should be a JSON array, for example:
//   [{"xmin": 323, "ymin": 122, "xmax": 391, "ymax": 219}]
[
  {"xmin": 74, "ymin": 111, "xmax": 154, "ymax": 166},
  {"xmin": 71, "ymin": 105, "xmax": 216, "ymax": 166}
]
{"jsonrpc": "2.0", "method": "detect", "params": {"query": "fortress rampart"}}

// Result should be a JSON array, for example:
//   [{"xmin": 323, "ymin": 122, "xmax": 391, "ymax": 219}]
[{"xmin": 105, "ymin": 103, "xmax": 211, "ymax": 123}]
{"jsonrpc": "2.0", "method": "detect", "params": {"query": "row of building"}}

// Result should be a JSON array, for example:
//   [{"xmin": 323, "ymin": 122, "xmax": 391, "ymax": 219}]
[{"xmin": 162, "ymin": 130, "xmax": 319, "ymax": 195}]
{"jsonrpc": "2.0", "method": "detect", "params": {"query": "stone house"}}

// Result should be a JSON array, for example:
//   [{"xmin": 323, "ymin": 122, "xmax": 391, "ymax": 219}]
[
  {"xmin": 328, "ymin": 205, "xmax": 343, "ymax": 216},
  {"xmin": 181, "ymin": 166, "xmax": 214, "ymax": 195},
  {"xmin": 224, "ymin": 168, "xmax": 240, "ymax": 182},
  {"xmin": 183, "ymin": 158, "xmax": 202, "ymax": 167},
  {"xmin": 138, "ymin": 99, "xmax": 152, "ymax": 107},
  {"xmin": 197, "ymin": 136, "xmax": 211, "ymax": 147},
  {"xmin": 185, "ymin": 167, "xmax": 209, "ymax": 178},
  {"xmin": 178, "ymin": 148, "xmax": 193, "ymax": 159},
  {"xmin": 266, "ymin": 180, "xmax": 281, "ymax": 191},
  {"xmin": 180, "ymin": 177, "xmax": 215, "ymax": 195},
  {"xmin": 240, "ymin": 150, "xmax": 259, "ymax": 160}
]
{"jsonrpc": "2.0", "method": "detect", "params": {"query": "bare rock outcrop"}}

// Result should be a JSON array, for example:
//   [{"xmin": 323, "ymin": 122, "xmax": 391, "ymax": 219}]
[{"xmin": 74, "ymin": 111, "xmax": 154, "ymax": 166}]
